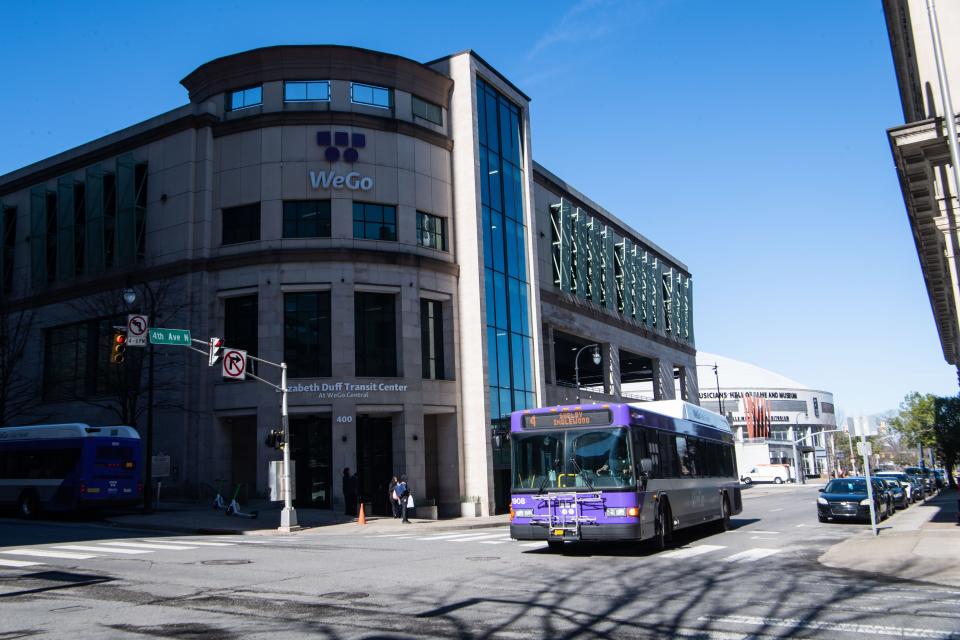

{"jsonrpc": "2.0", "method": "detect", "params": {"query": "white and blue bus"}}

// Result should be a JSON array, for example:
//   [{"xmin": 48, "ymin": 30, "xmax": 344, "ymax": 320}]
[
  {"xmin": 0, "ymin": 423, "xmax": 143, "ymax": 517},
  {"xmin": 509, "ymin": 400, "xmax": 742, "ymax": 551}
]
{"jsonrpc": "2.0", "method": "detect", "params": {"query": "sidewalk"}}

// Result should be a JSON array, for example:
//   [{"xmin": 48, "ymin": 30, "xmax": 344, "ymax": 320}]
[
  {"xmin": 819, "ymin": 488, "xmax": 960, "ymax": 587},
  {"xmin": 104, "ymin": 499, "xmax": 511, "ymax": 536}
]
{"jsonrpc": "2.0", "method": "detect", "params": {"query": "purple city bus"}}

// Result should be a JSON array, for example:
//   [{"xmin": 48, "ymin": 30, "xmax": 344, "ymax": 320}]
[
  {"xmin": 0, "ymin": 424, "xmax": 143, "ymax": 518},
  {"xmin": 509, "ymin": 400, "xmax": 742, "ymax": 551}
]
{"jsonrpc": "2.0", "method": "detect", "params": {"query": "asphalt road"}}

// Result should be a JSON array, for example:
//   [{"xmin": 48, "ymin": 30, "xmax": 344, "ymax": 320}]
[{"xmin": 1, "ymin": 484, "xmax": 958, "ymax": 639}]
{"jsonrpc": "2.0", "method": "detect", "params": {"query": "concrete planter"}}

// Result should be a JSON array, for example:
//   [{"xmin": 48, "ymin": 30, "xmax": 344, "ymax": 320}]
[
  {"xmin": 417, "ymin": 505, "xmax": 438, "ymax": 520},
  {"xmin": 460, "ymin": 501, "xmax": 481, "ymax": 518}
]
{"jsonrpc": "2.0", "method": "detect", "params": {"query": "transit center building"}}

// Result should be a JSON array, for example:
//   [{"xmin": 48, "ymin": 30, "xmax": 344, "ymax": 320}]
[{"xmin": 0, "ymin": 46, "xmax": 698, "ymax": 516}]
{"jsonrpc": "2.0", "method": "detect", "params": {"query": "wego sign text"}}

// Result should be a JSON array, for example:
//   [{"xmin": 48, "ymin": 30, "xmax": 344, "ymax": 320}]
[{"xmin": 308, "ymin": 130, "xmax": 374, "ymax": 192}]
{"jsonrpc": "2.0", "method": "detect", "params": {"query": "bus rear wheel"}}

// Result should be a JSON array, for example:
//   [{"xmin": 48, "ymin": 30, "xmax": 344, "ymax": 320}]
[
  {"xmin": 715, "ymin": 495, "xmax": 731, "ymax": 532},
  {"xmin": 651, "ymin": 502, "xmax": 672, "ymax": 551},
  {"xmin": 18, "ymin": 491, "xmax": 40, "ymax": 519}
]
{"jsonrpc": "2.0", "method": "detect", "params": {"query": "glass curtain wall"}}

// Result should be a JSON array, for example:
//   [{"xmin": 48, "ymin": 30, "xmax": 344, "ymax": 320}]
[{"xmin": 477, "ymin": 78, "xmax": 534, "ymax": 426}]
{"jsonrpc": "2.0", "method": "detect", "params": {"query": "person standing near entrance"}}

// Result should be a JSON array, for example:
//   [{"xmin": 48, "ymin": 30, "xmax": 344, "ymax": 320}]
[
  {"xmin": 388, "ymin": 476, "xmax": 400, "ymax": 518},
  {"xmin": 396, "ymin": 475, "xmax": 410, "ymax": 523},
  {"xmin": 342, "ymin": 467, "xmax": 357, "ymax": 517}
]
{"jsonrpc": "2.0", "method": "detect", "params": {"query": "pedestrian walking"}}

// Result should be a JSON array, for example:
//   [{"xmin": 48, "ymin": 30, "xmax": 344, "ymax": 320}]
[
  {"xmin": 388, "ymin": 475, "xmax": 400, "ymax": 518},
  {"xmin": 342, "ymin": 467, "xmax": 357, "ymax": 517},
  {"xmin": 396, "ymin": 475, "xmax": 411, "ymax": 523}
]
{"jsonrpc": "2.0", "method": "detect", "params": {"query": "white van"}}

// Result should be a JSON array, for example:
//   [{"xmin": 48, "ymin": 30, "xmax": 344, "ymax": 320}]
[{"xmin": 741, "ymin": 464, "xmax": 791, "ymax": 485}]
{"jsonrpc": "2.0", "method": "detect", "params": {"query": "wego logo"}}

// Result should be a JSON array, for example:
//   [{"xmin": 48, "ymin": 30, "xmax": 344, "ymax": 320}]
[
  {"xmin": 309, "ymin": 131, "xmax": 374, "ymax": 191},
  {"xmin": 317, "ymin": 131, "xmax": 365, "ymax": 163}
]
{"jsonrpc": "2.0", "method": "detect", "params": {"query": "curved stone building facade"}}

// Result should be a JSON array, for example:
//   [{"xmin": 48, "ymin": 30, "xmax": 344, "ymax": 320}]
[{"xmin": 0, "ymin": 46, "xmax": 698, "ymax": 517}]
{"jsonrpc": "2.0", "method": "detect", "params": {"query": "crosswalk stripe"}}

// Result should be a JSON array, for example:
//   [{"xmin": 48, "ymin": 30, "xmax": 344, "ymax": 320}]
[
  {"xmin": 660, "ymin": 544, "xmax": 725, "ymax": 559},
  {"xmin": 442, "ymin": 532, "xmax": 508, "ymax": 542},
  {"xmin": 520, "ymin": 542, "xmax": 546, "ymax": 548},
  {"xmin": 100, "ymin": 542, "xmax": 197, "ymax": 551},
  {"xmin": 416, "ymin": 532, "xmax": 480, "ymax": 540},
  {"xmin": 725, "ymin": 548, "xmax": 779, "ymax": 563},
  {"xmin": 0, "ymin": 558, "xmax": 44, "ymax": 567},
  {"xmin": 478, "ymin": 539, "xmax": 512, "ymax": 545},
  {"xmin": 375, "ymin": 534, "xmax": 412, "ymax": 538},
  {"xmin": 2, "ymin": 549, "xmax": 97, "ymax": 560},
  {"xmin": 53, "ymin": 545, "xmax": 152, "ymax": 555},
  {"xmin": 143, "ymin": 539, "xmax": 235, "ymax": 547},
  {"xmin": 212, "ymin": 538, "xmax": 273, "ymax": 544}
]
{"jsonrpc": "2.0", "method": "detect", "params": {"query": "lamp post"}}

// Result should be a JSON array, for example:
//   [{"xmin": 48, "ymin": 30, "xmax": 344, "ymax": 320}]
[
  {"xmin": 574, "ymin": 343, "xmax": 601, "ymax": 404},
  {"xmin": 695, "ymin": 363, "xmax": 723, "ymax": 414},
  {"xmin": 792, "ymin": 413, "xmax": 808, "ymax": 485},
  {"xmin": 123, "ymin": 284, "xmax": 156, "ymax": 512}
]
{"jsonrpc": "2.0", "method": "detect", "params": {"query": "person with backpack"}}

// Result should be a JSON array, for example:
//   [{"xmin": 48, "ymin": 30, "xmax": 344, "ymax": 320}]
[{"xmin": 396, "ymin": 475, "xmax": 411, "ymax": 523}]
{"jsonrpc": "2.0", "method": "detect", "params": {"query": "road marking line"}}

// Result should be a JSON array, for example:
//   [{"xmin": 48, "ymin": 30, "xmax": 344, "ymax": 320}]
[
  {"xmin": 99, "ymin": 542, "xmax": 198, "ymax": 551},
  {"xmin": 53, "ymin": 545, "xmax": 152, "ymax": 555},
  {"xmin": 0, "ymin": 558, "xmax": 44, "ymax": 567},
  {"xmin": 2, "ymin": 549, "xmax": 97, "ymax": 560},
  {"xmin": 479, "ymin": 539, "xmax": 513, "ymax": 544},
  {"xmin": 746, "ymin": 530, "xmax": 780, "ymax": 534},
  {"xmin": 375, "ymin": 534, "xmax": 414, "ymax": 538},
  {"xmin": 442, "ymin": 533, "xmax": 508, "ymax": 542},
  {"xmin": 660, "ymin": 544, "xmax": 725, "ymax": 559},
  {"xmin": 520, "ymin": 542, "xmax": 546, "ymax": 548},
  {"xmin": 725, "ymin": 548, "xmax": 779, "ymax": 563},
  {"xmin": 796, "ymin": 523, "xmax": 807, "ymax": 527},
  {"xmin": 770, "ymin": 508, "xmax": 783, "ymax": 512},
  {"xmin": 698, "ymin": 614, "xmax": 956, "ymax": 639},
  {"xmin": 415, "ymin": 532, "xmax": 476, "ymax": 540},
  {"xmin": 143, "ymin": 539, "xmax": 235, "ymax": 547}
]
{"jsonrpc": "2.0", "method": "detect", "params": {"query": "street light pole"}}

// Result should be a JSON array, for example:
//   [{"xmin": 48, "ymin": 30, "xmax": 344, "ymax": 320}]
[
  {"xmin": 574, "ymin": 343, "xmax": 601, "ymax": 404},
  {"xmin": 793, "ymin": 413, "xmax": 808, "ymax": 484},
  {"xmin": 123, "ymin": 283, "xmax": 156, "ymax": 512},
  {"xmin": 695, "ymin": 363, "xmax": 723, "ymax": 414}
]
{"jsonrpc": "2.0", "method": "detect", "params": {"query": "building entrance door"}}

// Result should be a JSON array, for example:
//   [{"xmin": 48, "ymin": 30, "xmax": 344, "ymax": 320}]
[
  {"xmin": 290, "ymin": 415, "xmax": 332, "ymax": 509},
  {"xmin": 356, "ymin": 415, "xmax": 393, "ymax": 516}
]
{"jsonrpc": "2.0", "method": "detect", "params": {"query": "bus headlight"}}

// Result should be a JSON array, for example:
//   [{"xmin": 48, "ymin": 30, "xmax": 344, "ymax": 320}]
[
  {"xmin": 817, "ymin": 497, "xmax": 828, "ymax": 505},
  {"xmin": 605, "ymin": 508, "xmax": 626, "ymax": 517},
  {"xmin": 514, "ymin": 509, "xmax": 534, "ymax": 518}
]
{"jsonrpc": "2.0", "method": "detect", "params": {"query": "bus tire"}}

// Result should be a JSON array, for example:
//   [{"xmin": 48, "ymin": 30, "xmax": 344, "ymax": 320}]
[
  {"xmin": 716, "ymin": 495, "xmax": 731, "ymax": 532},
  {"xmin": 18, "ymin": 491, "xmax": 40, "ymax": 519},
  {"xmin": 547, "ymin": 540, "xmax": 564, "ymax": 552},
  {"xmin": 651, "ymin": 502, "xmax": 672, "ymax": 552}
]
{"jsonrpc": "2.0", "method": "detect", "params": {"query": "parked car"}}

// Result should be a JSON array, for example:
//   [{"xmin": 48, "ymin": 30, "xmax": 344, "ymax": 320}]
[
  {"xmin": 875, "ymin": 471, "xmax": 916, "ymax": 504},
  {"xmin": 741, "ymin": 464, "xmax": 792, "ymax": 485},
  {"xmin": 817, "ymin": 477, "xmax": 890, "ymax": 523},
  {"xmin": 879, "ymin": 477, "xmax": 908, "ymax": 511},
  {"xmin": 903, "ymin": 467, "xmax": 932, "ymax": 497}
]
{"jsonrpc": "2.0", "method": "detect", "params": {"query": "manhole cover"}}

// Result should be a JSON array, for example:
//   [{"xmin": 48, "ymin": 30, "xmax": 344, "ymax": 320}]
[
  {"xmin": 465, "ymin": 556, "xmax": 499, "ymax": 562},
  {"xmin": 201, "ymin": 559, "xmax": 251, "ymax": 565},
  {"xmin": 320, "ymin": 591, "xmax": 369, "ymax": 601}
]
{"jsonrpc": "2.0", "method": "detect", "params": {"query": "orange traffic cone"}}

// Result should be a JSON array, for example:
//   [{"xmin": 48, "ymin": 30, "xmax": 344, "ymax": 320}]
[{"xmin": 358, "ymin": 503, "xmax": 367, "ymax": 525}]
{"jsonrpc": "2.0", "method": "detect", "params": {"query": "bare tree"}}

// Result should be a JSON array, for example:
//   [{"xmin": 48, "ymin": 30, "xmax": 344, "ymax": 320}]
[{"xmin": 0, "ymin": 306, "xmax": 42, "ymax": 424}]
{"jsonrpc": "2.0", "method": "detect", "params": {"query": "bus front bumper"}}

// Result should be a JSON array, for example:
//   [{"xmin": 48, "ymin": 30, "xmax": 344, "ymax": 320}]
[{"xmin": 511, "ymin": 523, "xmax": 643, "ymax": 542}]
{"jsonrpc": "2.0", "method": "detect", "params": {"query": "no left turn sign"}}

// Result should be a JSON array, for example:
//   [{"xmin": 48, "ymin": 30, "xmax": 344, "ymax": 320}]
[
  {"xmin": 222, "ymin": 349, "xmax": 247, "ymax": 380},
  {"xmin": 127, "ymin": 314, "xmax": 148, "ymax": 347}
]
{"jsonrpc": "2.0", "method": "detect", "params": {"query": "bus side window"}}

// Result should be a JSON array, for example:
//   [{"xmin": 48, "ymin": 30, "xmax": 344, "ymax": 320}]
[{"xmin": 660, "ymin": 432, "xmax": 679, "ymax": 478}]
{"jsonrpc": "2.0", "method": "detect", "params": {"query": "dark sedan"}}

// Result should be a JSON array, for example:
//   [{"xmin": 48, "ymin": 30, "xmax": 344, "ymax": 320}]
[
  {"xmin": 879, "ymin": 477, "xmax": 908, "ymax": 510},
  {"xmin": 817, "ymin": 477, "xmax": 890, "ymax": 523}
]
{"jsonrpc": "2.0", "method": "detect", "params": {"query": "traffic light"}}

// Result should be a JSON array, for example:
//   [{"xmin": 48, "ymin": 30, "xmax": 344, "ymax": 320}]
[
  {"xmin": 110, "ymin": 332, "xmax": 127, "ymax": 365},
  {"xmin": 208, "ymin": 337, "xmax": 223, "ymax": 367},
  {"xmin": 264, "ymin": 429, "xmax": 285, "ymax": 450}
]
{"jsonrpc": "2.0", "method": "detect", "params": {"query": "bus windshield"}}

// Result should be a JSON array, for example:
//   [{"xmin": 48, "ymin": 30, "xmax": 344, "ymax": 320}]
[{"xmin": 512, "ymin": 427, "xmax": 634, "ymax": 490}]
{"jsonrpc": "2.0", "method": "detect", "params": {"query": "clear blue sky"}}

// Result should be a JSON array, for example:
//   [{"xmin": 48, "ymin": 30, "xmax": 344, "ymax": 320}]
[{"xmin": 1, "ymin": 0, "xmax": 953, "ymax": 416}]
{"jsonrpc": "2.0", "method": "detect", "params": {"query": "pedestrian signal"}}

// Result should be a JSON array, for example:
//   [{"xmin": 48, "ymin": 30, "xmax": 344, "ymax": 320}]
[
  {"xmin": 110, "ymin": 332, "xmax": 127, "ymax": 365},
  {"xmin": 264, "ymin": 429, "xmax": 285, "ymax": 450}
]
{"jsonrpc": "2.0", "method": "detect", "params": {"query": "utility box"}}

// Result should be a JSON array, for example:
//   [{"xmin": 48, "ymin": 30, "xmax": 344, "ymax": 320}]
[{"xmin": 268, "ymin": 460, "xmax": 296, "ymax": 502}]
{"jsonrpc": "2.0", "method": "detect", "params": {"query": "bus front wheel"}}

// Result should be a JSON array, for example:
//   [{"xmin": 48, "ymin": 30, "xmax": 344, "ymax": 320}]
[
  {"xmin": 651, "ymin": 502, "xmax": 672, "ymax": 551},
  {"xmin": 18, "ymin": 491, "xmax": 40, "ymax": 519},
  {"xmin": 716, "ymin": 495, "xmax": 731, "ymax": 532}
]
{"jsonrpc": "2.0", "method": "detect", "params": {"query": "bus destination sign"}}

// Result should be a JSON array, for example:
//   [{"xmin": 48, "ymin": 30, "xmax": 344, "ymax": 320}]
[{"xmin": 523, "ymin": 409, "xmax": 612, "ymax": 429}]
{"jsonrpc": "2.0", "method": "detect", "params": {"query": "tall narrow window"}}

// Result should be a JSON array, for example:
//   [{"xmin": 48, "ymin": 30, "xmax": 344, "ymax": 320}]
[
  {"xmin": 2, "ymin": 206, "xmax": 15, "ymax": 295},
  {"xmin": 353, "ymin": 203, "xmax": 396, "ymax": 241},
  {"xmin": 662, "ymin": 272, "xmax": 673, "ymax": 331},
  {"xmin": 103, "ymin": 173, "xmax": 117, "ymax": 269},
  {"xmin": 73, "ymin": 183, "xmax": 85, "ymax": 275},
  {"xmin": 283, "ymin": 200, "xmax": 331, "ymax": 238},
  {"xmin": 45, "ymin": 191, "xmax": 57, "ymax": 283},
  {"xmin": 224, "ymin": 294, "xmax": 259, "ymax": 359},
  {"xmin": 134, "ymin": 163, "xmax": 148, "ymax": 261},
  {"xmin": 416, "ymin": 211, "xmax": 446, "ymax": 251},
  {"xmin": 355, "ymin": 292, "xmax": 397, "ymax": 377},
  {"xmin": 284, "ymin": 292, "xmax": 331, "ymax": 378},
  {"xmin": 421, "ymin": 299, "xmax": 445, "ymax": 379},
  {"xmin": 227, "ymin": 86, "xmax": 262, "ymax": 111},
  {"xmin": 222, "ymin": 203, "xmax": 261, "ymax": 245}
]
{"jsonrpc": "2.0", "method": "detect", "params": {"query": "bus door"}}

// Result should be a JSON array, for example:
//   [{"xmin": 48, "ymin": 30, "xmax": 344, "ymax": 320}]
[{"xmin": 630, "ymin": 428, "xmax": 658, "ymax": 534}]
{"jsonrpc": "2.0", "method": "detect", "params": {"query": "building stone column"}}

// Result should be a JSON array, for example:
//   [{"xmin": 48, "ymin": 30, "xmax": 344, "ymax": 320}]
[
  {"xmin": 543, "ymin": 324, "xmax": 555, "ymax": 385},
  {"xmin": 605, "ymin": 343, "xmax": 620, "ymax": 398},
  {"xmin": 653, "ymin": 358, "xmax": 676, "ymax": 400}
]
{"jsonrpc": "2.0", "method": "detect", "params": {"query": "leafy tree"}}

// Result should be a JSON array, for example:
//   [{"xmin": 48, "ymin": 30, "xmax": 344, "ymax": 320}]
[
  {"xmin": 888, "ymin": 392, "xmax": 936, "ymax": 451},
  {"xmin": 933, "ymin": 396, "xmax": 960, "ymax": 488},
  {"xmin": 0, "ymin": 307, "xmax": 44, "ymax": 424}
]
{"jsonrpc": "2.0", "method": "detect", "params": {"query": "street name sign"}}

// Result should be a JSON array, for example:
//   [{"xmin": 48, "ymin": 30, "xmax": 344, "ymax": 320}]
[
  {"xmin": 222, "ymin": 349, "xmax": 247, "ymax": 380},
  {"xmin": 127, "ymin": 314, "xmax": 148, "ymax": 347},
  {"xmin": 149, "ymin": 328, "xmax": 192, "ymax": 346}
]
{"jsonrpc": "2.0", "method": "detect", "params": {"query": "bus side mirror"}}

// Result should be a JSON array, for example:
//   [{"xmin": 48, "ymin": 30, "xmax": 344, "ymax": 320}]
[{"xmin": 639, "ymin": 458, "xmax": 653, "ymax": 475}]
